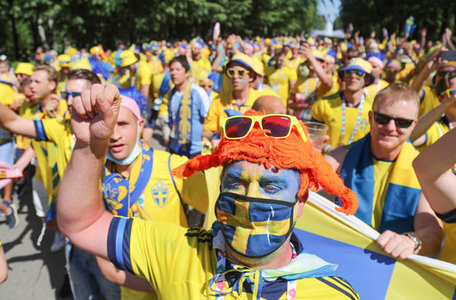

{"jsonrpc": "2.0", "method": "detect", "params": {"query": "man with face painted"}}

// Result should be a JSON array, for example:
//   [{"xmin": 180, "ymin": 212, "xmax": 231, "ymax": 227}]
[
  {"xmin": 311, "ymin": 58, "xmax": 375, "ymax": 150},
  {"xmin": 57, "ymin": 83, "xmax": 360, "ymax": 299},
  {"xmin": 202, "ymin": 53, "xmax": 268, "ymax": 142}
]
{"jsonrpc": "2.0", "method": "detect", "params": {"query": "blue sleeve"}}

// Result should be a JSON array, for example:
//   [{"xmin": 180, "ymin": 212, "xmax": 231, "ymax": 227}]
[
  {"xmin": 34, "ymin": 120, "xmax": 49, "ymax": 141},
  {"xmin": 107, "ymin": 217, "xmax": 134, "ymax": 273}
]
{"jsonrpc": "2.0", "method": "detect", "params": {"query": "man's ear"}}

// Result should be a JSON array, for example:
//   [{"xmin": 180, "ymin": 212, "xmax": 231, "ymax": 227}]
[
  {"xmin": 249, "ymin": 73, "xmax": 257, "ymax": 83},
  {"xmin": 296, "ymin": 190, "xmax": 308, "ymax": 219}
]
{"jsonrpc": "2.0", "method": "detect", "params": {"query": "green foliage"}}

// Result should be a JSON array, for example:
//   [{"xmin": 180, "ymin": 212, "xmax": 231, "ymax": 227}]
[
  {"xmin": 340, "ymin": 0, "xmax": 456, "ymax": 41},
  {"xmin": 0, "ymin": 0, "xmax": 321, "ymax": 59}
]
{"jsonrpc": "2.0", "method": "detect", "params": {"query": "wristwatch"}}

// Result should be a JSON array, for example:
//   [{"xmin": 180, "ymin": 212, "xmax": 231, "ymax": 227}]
[{"xmin": 403, "ymin": 232, "xmax": 422, "ymax": 253}]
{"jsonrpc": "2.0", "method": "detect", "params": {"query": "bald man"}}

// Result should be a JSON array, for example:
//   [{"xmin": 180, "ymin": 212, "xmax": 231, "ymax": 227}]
[{"xmin": 252, "ymin": 95, "xmax": 286, "ymax": 114}]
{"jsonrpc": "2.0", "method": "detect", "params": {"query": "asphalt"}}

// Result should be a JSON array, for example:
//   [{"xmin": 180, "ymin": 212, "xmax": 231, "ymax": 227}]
[{"xmin": 0, "ymin": 181, "xmax": 72, "ymax": 300}]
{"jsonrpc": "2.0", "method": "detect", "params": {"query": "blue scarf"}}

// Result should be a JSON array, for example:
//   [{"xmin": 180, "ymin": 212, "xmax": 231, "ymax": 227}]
[
  {"xmin": 340, "ymin": 134, "xmax": 421, "ymax": 233},
  {"xmin": 102, "ymin": 140, "xmax": 153, "ymax": 217},
  {"xmin": 168, "ymin": 83, "xmax": 194, "ymax": 157}
]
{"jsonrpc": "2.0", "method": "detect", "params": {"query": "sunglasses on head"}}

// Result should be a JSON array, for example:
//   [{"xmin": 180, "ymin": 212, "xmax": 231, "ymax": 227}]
[
  {"xmin": 373, "ymin": 111, "xmax": 415, "ymax": 128},
  {"xmin": 443, "ymin": 88, "xmax": 456, "ymax": 98},
  {"xmin": 60, "ymin": 91, "xmax": 81, "ymax": 101},
  {"xmin": 344, "ymin": 70, "xmax": 365, "ymax": 79},
  {"xmin": 222, "ymin": 114, "xmax": 308, "ymax": 142},
  {"xmin": 226, "ymin": 67, "xmax": 249, "ymax": 78}
]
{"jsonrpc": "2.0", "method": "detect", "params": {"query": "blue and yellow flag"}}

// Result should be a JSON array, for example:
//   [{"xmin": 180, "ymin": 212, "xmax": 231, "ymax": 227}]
[
  {"xmin": 296, "ymin": 192, "xmax": 456, "ymax": 299},
  {"xmin": 405, "ymin": 16, "xmax": 416, "ymax": 36}
]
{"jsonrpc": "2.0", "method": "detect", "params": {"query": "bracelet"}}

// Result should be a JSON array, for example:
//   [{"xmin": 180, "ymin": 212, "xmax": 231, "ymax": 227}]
[{"xmin": 403, "ymin": 232, "xmax": 422, "ymax": 253}]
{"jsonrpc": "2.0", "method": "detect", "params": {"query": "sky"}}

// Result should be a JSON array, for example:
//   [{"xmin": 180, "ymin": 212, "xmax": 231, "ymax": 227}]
[{"xmin": 317, "ymin": 0, "xmax": 341, "ymax": 23}]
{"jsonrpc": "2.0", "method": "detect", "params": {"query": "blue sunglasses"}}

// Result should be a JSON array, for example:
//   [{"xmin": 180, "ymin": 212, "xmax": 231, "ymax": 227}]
[{"xmin": 60, "ymin": 91, "xmax": 81, "ymax": 100}]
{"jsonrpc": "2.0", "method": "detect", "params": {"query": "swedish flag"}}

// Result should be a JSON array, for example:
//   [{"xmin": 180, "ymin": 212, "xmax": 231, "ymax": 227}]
[{"xmin": 296, "ymin": 192, "xmax": 456, "ymax": 299}]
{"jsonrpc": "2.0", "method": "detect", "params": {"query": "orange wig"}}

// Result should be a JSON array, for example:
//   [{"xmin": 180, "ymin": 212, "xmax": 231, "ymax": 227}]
[{"xmin": 172, "ymin": 110, "xmax": 358, "ymax": 215}]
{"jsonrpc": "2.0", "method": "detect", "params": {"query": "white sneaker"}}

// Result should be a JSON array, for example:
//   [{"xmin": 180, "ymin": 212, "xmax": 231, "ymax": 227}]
[{"xmin": 50, "ymin": 232, "xmax": 65, "ymax": 253}]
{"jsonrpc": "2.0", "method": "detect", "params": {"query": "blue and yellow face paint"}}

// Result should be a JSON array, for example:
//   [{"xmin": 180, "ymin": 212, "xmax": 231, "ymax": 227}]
[{"xmin": 215, "ymin": 192, "xmax": 297, "ymax": 258}]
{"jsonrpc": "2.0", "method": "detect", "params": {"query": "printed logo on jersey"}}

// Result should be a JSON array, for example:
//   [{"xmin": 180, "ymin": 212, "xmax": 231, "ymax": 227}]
[{"xmin": 151, "ymin": 180, "xmax": 169, "ymax": 207}]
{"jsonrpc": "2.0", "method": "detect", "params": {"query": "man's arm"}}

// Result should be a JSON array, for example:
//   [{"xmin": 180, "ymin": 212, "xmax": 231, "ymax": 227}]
[
  {"xmin": 410, "ymin": 93, "xmax": 455, "ymax": 143},
  {"xmin": 376, "ymin": 194, "xmax": 443, "ymax": 259},
  {"xmin": 302, "ymin": 44, "xmax": 332, "ymax": 89},
  {"xmin": 414, "ymin": 128, "xmax": 456, "ymax": 213},
  {"xmin": 324, "ymin": 146, "xmax": 349, "ymax": 173},
  {"xmin": 410, "ymin": 49, "xmax": 443, "ymax": 98},
  {"xmin": 0, "ymin": 104, "xmax": 36, "ymax": 138},
  {"xmin": 13, "ymin": 145, "xmax": 35, "ymax": 173},
  {"xmin": 412, "ymin": 194, "xmax": 444, "ymax": 255},
  {"xmin": 96, "ymin": 256, "xmax": 156, "ymax": 294},
  {"xmin": 57, "ymin": 84, "xmax": 120, "ymax": 259}
]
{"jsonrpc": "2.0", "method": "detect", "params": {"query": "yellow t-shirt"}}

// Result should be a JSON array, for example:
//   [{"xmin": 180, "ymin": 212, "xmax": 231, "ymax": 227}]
[
  {"xmin": 191, "ymin": 58, "xmax": 211, "ymax": 84},
  {"xmin": 17, "ymin": 101, "xmax": 38, "ymax": 150},
  {"xmin": 417, "ymin": 121, "xmax": 449, "ymax": 152},
  {"xmin": 203, "ymin": 88, "xmax": 263, "ymax": 134},
  {"xmin": 312, "ymin": 93, "xmax": 371, "ymax": 147},
  {"xmin": 150, "ymin": 72, "xmax": 165, "ymax": 100},
  {"xmin": 38, "ymin": 118, "xmax": 73, "ymax": 178},
  {"xmin": 419, "ymin": 85, "xmax": 440, "ymax": 117},
  {"xmin": 0, "ymin": 83, "xmax": 18, "ymax": 106},
  {"xmin": 104, "ymin": 148, "xmax": 208, "ymax": 300},
  {"xmin": 440, "ymin": 222, "xmax": 456, "ymax": 264},
  {"xmin": 137, "ymin": 61, "xmax": 153, "ymax": 88},
  {"xmin": 286, "ymin": 57, "xmax": 304, "ymax": 72},
  {"xmin": 371, "ymin": 158, "xmax": 394, "ymax": 230},
  {"xmin": 107, "ymin": 218, "xmax": 359, "ymax": 299},
  {"xmin": 266, "ymin": 66, "xmax": 297, "ymax": 105},
  {"xmin": 294, "ymin": 75, "xmax": 338, "ymax": 103},
  {"xmin": 364, "ymin": 79, "xmax": 389, "ymax": 104},
  {"xmin": 147, "ymin": 56, "xmax": 163, "ymax": 75},
  {"xmin": 104, "ymin": 149, "xmax": 208, "ymax": 225},
  {"xmin": 31, "ymin": 100, "xmax": 70, "ymax": 201}
]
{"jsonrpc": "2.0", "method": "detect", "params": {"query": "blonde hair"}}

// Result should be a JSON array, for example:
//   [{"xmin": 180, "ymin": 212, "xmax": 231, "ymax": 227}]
[{"xmin": 373, "ymin": 83, "xmax": 419, "ymax": 118}]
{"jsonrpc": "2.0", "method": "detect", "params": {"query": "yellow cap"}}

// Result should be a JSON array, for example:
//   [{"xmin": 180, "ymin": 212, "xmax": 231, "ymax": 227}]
[
  {"xmin": 0, "ymin": 75, "xmax": 17, "ymax": 106},
  {"xmin": 228, "ymin": 53, "xmax": 257, "ymax": 74},
  {"xmin": 250, "ymin": 57, "xmax": 265, "ymax": 77},
  {"xmin": 90, "ymin": 46, "xmax": 103, "ymax": 55},
  {"xmin": 58, "ymin": 54, "xmax": 71, "ymax": 68},
  {"xmin": 14, "ymin": 63, "xmax": 34, "ymax": 76},
  {"xmin": 65, "ymin": 48, "xmax": 78, "ymax": 58},
  {"xmin": 311, "ymin": 50, "xmax": 325, "ymax": 61},
  {"xmin": 120, "ymin": 50, "xmax": 138, "ymax": 67},
  {"xmin": 338, "ymin": 58, "xmax": 374, "ymax": 86}
]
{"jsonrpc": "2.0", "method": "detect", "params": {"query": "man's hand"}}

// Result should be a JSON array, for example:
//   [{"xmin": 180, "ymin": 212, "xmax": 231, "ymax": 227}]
[
  {"xmin": 44, "ymin": 94, "xmax": 61, "ymax": 118},
  {"xmin": 71, "ymin": 84, "xmax": 120, "ymax": 145},
  {"xmin": 376, "ymin": 230, "xmax": 416, "ymax": 259},
  {"xmin": 300, "ymin": 43, "xmax": 312, "ymax": 60},
  {"xmin": 10, "ymin": 96, "xmax": 24, "ymax": 112},
  {"xmin": 425, "ymin": 48, "xmax": 444, "ymax": 72}
]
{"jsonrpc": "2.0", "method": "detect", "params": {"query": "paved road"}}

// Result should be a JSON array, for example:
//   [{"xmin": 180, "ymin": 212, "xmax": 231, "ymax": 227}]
[
  {"xmin": 0, "ymin": 183, "xmax": 71, "ymax": 300},
  {"xmin": 0, "ymin": 131, "xmax": 167, "ymax": 299}
]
